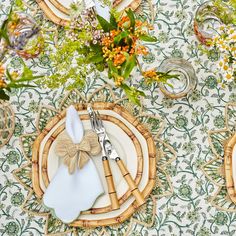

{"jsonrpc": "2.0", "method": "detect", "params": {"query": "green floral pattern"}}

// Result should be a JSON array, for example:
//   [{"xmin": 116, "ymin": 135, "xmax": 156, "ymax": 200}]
[{"xmin": 1, "ymin": 0, "xmax": 236, "ymax": 235}]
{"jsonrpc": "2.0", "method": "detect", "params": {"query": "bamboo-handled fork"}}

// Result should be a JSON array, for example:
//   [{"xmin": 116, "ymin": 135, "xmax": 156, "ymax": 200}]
[
  {"xmin": 88, "ymin": 106, "xmax": 145, "ymax": 208},
  {"xmin": 88, "ymin": 106, "xmax": 120, "ymax": 210}
]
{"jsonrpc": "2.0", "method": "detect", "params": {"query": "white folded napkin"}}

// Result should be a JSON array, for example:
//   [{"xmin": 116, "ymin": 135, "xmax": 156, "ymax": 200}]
[
  {"xmin": 84, "ymin": 0, "xmax": 95, "ymax": 9},
  {"xmin": 94, "ymin": 0, "xmax": 111, "ymax": 21},
  {"xmin": 43, "ymin": 106, "xmax": 104, "ymax": 223}
]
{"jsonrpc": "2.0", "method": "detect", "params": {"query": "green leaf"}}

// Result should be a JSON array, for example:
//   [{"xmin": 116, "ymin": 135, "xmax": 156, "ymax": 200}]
[
  {"xmin": 122, "ymin": 54, "xmax": 136, "ymax": 79},
  {"xmin": 15, "ymin": 0, "xmax": 24, "ymax": 8},
  {"xmin": 88, "ymin": 54, "xmax": 104, "ymax": 63},
  {"xmin": 21, "ymin": 63, "xmax": 33, "ymax": 78},
  {"xmin": 126, "ymin": 9, "xmax": 135, "ymax": 30},
  {"xmin": 0, "ymin": 7, "xmax": 13, "ymax": 44},
  {"xmin": 139, "ymin": 35, "xmax": 157, "ymax": 42},
  {"xmin": 96, "ymin": 63, "xmax": 105, "ymax": 72},
  {"xmin": 0, "ymin": 23, "xmax": 10, "ymax": 45},
  {"xmin": 16, "ymin": 61, "xmax": 43, "ymax": 82},
  {"xmin": 107, "ymin": 60, "xmax": 118, "ymax": 74},
  {"xmin": 8, "ymin": 83, "xmax": 36, "ymax": 88},
  {"xmin": 0, "ymin": 89, "xmax": 10, "ymax": 100},
  {"xmin": 110, "ymin": 13, "xmax": 118, "ymax": 28},
  {"xmin": 90, "ymin": 43, "xmax": 103, "ymax": 53},
  {"xmin": 97, "ymin": 15, "xmax": 113, "ymax": 32},
  {"xmin": 6, "ymin": 69, "xmax": 14, "ymax": 82},
  {"xmin": 120, "ymin": 84, "xmax": 145, "ymax": 106},
  {"xmin": 114, "ymin": 31, "xmax": 129, "ymax": 44}
]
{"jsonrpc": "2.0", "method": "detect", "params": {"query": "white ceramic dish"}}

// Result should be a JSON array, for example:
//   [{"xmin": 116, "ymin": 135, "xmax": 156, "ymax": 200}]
[{"xmin": 37, "ymin": 109, "xmax": 149, "ymax": 221}]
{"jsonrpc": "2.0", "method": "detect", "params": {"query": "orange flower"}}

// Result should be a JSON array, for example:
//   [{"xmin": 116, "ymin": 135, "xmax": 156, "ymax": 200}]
[
  {"xmin": 115, "ymin": 76, "xmax": 124, "ymax": 86},
  {"xmin": 114, "ymin": 47, "xmax": 122, "ymax": 53},
  {"xmin": 136, "ymin": 46, "xmax": 148, "ymax": 55},
  {"xmin": 102, "ymin": 36, "xmax": 113, "ymax": 47},
  {"xmin": 143, "ymin": 70, "xmax": 157, "ymax": 78},
  {"xmin": 113, "ymin": 53, "xmax": 126, "ymax": 66},
  {"xmin": 122, "ymin": 46, "xmax": 129, "ymax": 52},
  {"xmin": 0, "ymin": 65, "xmax": 5, "ymax": 78},
  {"xmin": 118, "ymin": 16, "xmax": 130, "ymax": 28},
  {"xmin": 129, "ymin": 48, "xmax": 135, "ymax": 54},
  {"xmin": 14, "ymin": 31, "xmax": 21, "ymax": 36},
  {"xmin": 110, "ymin": 30, "xmax": 120, "ymax": 38},
  {"xmin": 7, "ymin": 22, "xmax": 17, "ymax": 32},
  {"xmin": 0, "ymin": 78, "xmax": 7, "ymax": 88},
  {"xmin": 135, "ymin": 20, "xmax": 143, "ymax": 27}
]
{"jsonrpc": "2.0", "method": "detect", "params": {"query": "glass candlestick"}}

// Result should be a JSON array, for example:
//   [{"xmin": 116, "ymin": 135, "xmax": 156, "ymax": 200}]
[
  {"xmin": 194, "ymin": 1, "xmax": 223, "ymax": 46},
  {"xmin": 158, "ymin": 58, "xmax": 197, "ymax": 99},
  {"xmin": 7, "ymin": 12, "xmax": 44, "ymax": 59}
]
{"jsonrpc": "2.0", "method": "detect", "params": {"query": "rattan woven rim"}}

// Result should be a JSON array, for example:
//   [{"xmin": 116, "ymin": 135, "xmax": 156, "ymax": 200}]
[
  {"xmin": 40, "ymin": 114, "xmax": 143, "ymax": 215},
  {"xmin": 225, "ymin": 133, "xmax": 236, "ymax": 204},
  {"xmin": 32, "ymin": 102, "xmax": 156, "ymax": 227},
  {"xmin": 0, "ymin": 102, "xmax": 15, "ymax": 148},
  {"xmin": 37, "ymin": 0, "xmax": 142, "ymax": 26},
  {"xmin": 36, "ymin": 0, "xmax": 69, "ymax": 26}
]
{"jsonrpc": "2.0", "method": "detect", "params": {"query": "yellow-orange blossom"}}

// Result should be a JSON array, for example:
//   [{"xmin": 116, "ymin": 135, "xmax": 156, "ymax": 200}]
[
  {"xmin": 0, "ymin": 65, "xmax": 7, "ymax": 88},
  {"xmin": 101, "ymin": 17, "xmax": 149, "ymax": 67}
]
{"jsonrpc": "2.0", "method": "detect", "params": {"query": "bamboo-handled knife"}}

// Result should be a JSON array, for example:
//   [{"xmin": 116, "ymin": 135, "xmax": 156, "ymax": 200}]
[{"xmin": 88, "ymin": 106, "xmax": 145, "ymax": 207}]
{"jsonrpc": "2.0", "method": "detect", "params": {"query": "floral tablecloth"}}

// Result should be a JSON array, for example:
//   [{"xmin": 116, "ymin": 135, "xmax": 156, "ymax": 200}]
[{"xmin": 1, "ymin": 0, "xmax": 236, "ymax": 236}]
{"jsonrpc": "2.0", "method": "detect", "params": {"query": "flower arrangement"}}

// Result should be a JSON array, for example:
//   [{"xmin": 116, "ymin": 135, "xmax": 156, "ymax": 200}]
[
  {"xmin": 43, "ymin": 3, "xmax": 177, "ymax": 105},
  {"xmin": 210, "ymin": 25, "xmax": 236, "ymax": 84}
]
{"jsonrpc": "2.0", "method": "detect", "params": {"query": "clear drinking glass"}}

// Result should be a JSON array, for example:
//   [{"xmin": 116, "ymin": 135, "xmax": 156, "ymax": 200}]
[
  {"xmin": 158, "ymin": 58, "xmax": 197, "ymax": 99},
  {"xmin": 7, "ymin": 12, "xmax": 44, "ymax": 59},
  {"xmin": 194, "ymin": 1, "xmax": 223, "ymax": 46}
]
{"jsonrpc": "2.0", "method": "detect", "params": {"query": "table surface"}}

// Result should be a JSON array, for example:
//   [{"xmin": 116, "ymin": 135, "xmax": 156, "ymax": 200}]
[{"xmin": 1, "ymin": 0, "xmax": 236, "ymax": 236}]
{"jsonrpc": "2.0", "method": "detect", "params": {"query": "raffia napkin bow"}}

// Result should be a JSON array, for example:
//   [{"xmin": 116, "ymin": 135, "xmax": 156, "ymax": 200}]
[{"xmin": 55, "ymin": 130, "xmax": 101, "ymax": 174}]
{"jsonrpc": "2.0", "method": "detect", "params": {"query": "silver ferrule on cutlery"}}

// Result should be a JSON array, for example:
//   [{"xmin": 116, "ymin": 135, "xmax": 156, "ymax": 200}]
[{"xmin": 87, "ymin": 106, "xmax": 145, "ymax": 208}]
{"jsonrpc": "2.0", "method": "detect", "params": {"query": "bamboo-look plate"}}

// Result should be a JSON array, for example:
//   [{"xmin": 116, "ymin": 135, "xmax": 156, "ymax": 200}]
[
  {"xmin": 40, "ymin": 114, "xmax": 143, "ymax": 214},
  {"xmin": 225, "ymin": 132, "xmax": 236, "ymax": 203},
  {"xmin": 32, "ymin": 102, "xmax": 156, "ymax": 227},
  {"xmin": 36, "ymin": 0, "xmax": 142, "ymax": 26}
]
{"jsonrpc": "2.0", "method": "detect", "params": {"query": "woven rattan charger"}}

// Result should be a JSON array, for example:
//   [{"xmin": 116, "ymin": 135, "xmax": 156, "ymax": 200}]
[
  {"xmin": 32, "ymin": 102, "xmax": 156, "ymax": 227},
  {"xmin": 0, "ymin": 101, "xmax": 15, "ymax": 148},
  {"xmin": 225, "ymin": 133, "xmax": 236, "ymax": 204}
]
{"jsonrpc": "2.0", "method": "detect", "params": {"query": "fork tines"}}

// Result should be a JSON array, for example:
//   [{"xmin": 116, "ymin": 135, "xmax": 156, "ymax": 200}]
[{"xmin": 88, "ymin": 107, "xmax": 104, "ymax": 131}]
